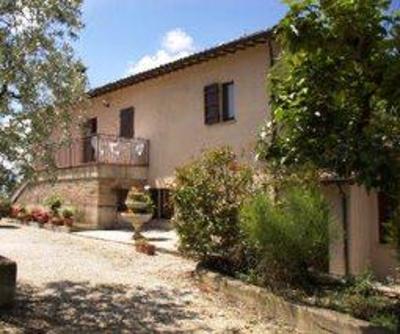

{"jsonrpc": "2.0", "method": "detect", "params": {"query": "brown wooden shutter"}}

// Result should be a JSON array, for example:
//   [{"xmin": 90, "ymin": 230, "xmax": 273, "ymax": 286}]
[
  {"xmin": 204, "ymin": 83, "xmax": 220, "ymax": 125},
  {"xmin": 120, "ymin": 107, "xmax": 134, "ymax": 138}
]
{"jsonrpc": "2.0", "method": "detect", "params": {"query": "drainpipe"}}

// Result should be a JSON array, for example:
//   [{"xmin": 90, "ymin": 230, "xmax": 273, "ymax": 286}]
[{"xmin": 337, "ymin": 183, "xmax": 350, "ymax": 277}]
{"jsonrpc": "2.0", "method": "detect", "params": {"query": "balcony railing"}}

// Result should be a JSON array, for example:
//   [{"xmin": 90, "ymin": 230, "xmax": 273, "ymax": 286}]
[{"xmin": 54, "ymin": 134, "xmax": 149, "ymax": 168}]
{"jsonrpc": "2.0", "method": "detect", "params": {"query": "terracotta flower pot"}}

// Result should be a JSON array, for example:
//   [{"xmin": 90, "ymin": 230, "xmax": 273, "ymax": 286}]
[{"xmin": 135, "ymin": 241, "xmax": 156, "ymax": 255}]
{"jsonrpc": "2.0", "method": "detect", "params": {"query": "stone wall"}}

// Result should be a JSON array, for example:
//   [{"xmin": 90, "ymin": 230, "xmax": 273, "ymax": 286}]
[
  {"xmin": 16, "ymin": 175, "xmax": 145, "ymax": 229},
  {"xmin": 17, "ymin": 179, "xmax": 100, "ymax": 229}
]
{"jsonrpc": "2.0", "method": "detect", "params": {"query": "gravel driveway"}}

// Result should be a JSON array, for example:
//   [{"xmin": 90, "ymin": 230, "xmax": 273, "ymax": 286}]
[{"xmin": 0, "ymin": 224, "xmax": 295, "ymax": 333}]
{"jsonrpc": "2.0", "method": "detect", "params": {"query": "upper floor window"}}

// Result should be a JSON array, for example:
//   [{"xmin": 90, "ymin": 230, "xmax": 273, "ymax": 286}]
[
  {"xmin": 120, "ymin": 107, "xmax": 134, "ymax": 138},
  {"xmin": 204, "ymin": 82, "xmax": 235, "ymax": 125}
]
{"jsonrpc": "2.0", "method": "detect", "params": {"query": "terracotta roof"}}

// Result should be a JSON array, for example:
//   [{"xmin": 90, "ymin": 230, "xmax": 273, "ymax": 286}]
[{"xmin": 88, "ymin": 28, "xmax": 273, "ymax": 98}]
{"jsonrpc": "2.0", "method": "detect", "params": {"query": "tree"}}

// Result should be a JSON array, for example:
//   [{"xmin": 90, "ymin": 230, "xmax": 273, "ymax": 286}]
[
  {"xmin": 257, "ymin": 0, "xmax": 400, "ymax": 269},
  {"xmin": 0, "ymin": 0, "xmax": 87, "ymax": 194}
]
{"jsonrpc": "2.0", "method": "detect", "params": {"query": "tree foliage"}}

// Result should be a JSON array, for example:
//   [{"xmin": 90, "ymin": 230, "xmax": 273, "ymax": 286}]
[
  {"xmin": 0, "ymin": 0, "xmax": 87, "ymax": 193},
  {"xmin": 258, "ymin": 0, "xmax": 400, "ymax": 199}
]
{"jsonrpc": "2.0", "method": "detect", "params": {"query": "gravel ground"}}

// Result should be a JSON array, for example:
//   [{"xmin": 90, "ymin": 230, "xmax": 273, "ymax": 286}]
[{"xmin": 0, "ymin": 224, "xmax": 297, "ymax": 333}]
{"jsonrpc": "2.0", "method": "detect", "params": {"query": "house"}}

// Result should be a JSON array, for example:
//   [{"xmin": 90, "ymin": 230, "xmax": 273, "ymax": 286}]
[{"xmin": 14, "ymin": 28, "xmax": 398, "ymax": 280}]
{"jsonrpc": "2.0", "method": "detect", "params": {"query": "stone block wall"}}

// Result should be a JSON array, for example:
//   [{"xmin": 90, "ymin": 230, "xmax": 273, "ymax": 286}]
[
  {"xmin": 15, "ymin": 174, "xmax": 145, "ymax": 229},
  {"xmin": 16, "ymin": 178, "xmax": 100, "ymax": 229}
]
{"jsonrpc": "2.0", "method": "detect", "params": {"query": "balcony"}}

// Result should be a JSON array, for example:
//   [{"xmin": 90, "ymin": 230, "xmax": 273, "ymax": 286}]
[{"xmin": 55, "ymin": 134, "xmax": 149, "ymax": 169}]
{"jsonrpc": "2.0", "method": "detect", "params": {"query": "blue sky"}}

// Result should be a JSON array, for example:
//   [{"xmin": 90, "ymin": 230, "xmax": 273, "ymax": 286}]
[{"xmin": 74, "ymin": 0, "xmax": 288, "ymax": 89}]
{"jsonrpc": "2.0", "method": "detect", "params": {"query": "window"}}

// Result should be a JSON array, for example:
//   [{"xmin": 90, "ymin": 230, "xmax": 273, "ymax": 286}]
[
  {"xmin": 378, "ymin": 192, "xmax": 395, "ymax": 244},
  {"xmin": 222, "ymin": 82, "xmax": 235, "ymax": 121},
  {"xmin": 84, "ymin": 117, "xmax": 97, "ymax": 136},
  {"xmin": 204, "ymin": 82, "xmax": 235, "ymax": 125},
  {"xmin": 82, "ymin": 118, "xmax": 97, "ymax": 162},
  {"xmin": 120, "ymin": 107, "xmax": 134, "ymax": 138}
]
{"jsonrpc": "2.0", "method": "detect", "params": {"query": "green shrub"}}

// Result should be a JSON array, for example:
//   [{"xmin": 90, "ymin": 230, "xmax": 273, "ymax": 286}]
[
  {"xmin": 322, "ymin": 273, "xmax": 400, "ymax": 332},
  {"xmin": 44, "ymin": 194, "xmax": 63, "ymax": 215},
  {"xmin": 0, "ymin": 197, "xmax": 11, "ymax": 218},
  {"xmin": 240, "ymin": 185, "xmax": 333, "ymax": 287},
  {"xmin": 173, "ymin": 148, "xmax": 254, "ymax": 268}
]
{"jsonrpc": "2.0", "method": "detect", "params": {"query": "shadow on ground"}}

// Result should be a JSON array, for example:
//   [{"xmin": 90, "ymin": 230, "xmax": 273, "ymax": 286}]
[
  {"xmin": 0, "ymin": 281, "xmax": 207, "ymax": 333},
  {"xmin": 0, "ymin": 225, "xmax": 19, "ymax": 229}
]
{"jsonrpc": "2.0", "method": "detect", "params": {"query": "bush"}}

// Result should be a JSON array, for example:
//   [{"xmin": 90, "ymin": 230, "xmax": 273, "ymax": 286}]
[
  {"xmin": 173, "ymin": 148, "xmax": 254, "ymax": 268},
  {"xmin": 44, "ymin": 194, "xmax": 63, "ymax": 215},
  {"xmin": 0, "ymin": 197, "xmax": 11, "ymax": 218},
  {"xmin": 321, "ymin": 273, "xmax": 400, "ymax": 331},
  {"xmin": 240, "ymin": 185, "xmax": 333, "ymax": 287}
]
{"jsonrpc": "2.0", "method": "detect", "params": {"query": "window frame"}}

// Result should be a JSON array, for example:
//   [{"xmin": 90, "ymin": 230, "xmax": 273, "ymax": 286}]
[{"xmin": 222, "ymin": 81, "xmax": 235, "ymax": 122}]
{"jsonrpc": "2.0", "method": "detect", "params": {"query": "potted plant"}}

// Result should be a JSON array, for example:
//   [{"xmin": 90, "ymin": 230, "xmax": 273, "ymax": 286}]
[
  {"xmin": 9, "ymin": 205, "xmax": 21, "ymax": 220},
  {"xmin": 120, "ymin": 186, "xmax": 154, "ymax": 239},
  {"xmin": 61, "ymin": 207, "xmax": 75, "ymax": 231},
  {"xmin": 50, "ymin": 216, "xmax": 64, "ymax": 230},
  {"xmin": 44, "ymin": 194, "xmax": 63, "ymax": 216},
  {"xmin": 135, "ymin": 239, "xmax": 156, "ymax": 255},
  {"xmin": 30, "ymin": 207, "xmax": 44, "ymax": 228}
]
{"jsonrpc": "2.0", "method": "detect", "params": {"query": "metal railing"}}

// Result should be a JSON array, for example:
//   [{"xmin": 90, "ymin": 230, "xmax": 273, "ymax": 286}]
[{"xmin": 54, "ymin": 134, "xmax": 149, "ymax": 168}]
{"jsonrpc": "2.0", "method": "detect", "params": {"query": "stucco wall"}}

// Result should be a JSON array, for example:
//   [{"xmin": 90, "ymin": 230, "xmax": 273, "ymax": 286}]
[
  {"xmin": 326, "ymin": 184, "xmax": 398, "ymax": 280},
  {"xmin": 77, "ymin": 44, "xmax": 270, "ymax": 187}
]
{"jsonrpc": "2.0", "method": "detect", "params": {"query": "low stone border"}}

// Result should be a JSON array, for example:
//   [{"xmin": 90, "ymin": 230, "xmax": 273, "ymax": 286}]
[
  {"xmin": 0, "ymin": 256, "xmax": 17, "ymax": 309},
  {"xmin": 194, "ymin": 266, "xmax": 391, "ymax": 334}
]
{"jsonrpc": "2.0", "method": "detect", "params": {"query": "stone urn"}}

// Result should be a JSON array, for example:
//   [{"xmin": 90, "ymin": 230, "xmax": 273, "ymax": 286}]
[
  {"xmin": 120, "ymin": 211, "xmax": 153, "ymax": 240},
  {"xmin": 122, "ymin": 186, "xmax": 154, "ymax": 240}
]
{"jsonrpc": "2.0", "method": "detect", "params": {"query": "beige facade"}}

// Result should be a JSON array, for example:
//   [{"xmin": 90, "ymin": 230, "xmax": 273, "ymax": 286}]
[
  {"xmin": 15, "ymin": 30, "xmax": 398, "ymax": 279},
  {"xmin": 81, "ymin": 44, "xmax": 270, "ymax": 188},
  {"xmin": 325, "ymin": 184, "xmax": 398, "ymax": 280}
]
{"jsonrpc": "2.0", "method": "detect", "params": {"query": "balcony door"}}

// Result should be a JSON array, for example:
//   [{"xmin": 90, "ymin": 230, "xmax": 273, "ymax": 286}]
[{"xmin": 83, "ymin": 117, "xmax": 97, "ymax": 163}]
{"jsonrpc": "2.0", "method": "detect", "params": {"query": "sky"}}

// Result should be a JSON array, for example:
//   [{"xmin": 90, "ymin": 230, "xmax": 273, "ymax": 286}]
[{"xmin": 74, "ymin": 0, "xmax": 288, "ymax": 89}]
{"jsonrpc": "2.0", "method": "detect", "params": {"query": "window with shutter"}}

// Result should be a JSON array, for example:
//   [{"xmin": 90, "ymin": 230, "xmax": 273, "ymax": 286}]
[
  {"xmin": 204, "ymin": 83, "xmax": 220, "ymax": 125},
  {"xmin": 120, "ymin": 107, "xmax": 134, "ymax": 138},
  {"xmin": 222, "ymin": 82, "xmax": 235, "ymax": 121}
]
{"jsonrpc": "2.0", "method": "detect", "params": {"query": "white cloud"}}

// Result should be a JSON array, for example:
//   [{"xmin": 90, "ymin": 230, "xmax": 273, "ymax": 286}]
[
  {"xmin": 126, "ymin": 28, "xmax": 195, "ymax": 75},
  {"xmin": 162, "ymin": 28, "xmax": 194, "ymax": 53}
]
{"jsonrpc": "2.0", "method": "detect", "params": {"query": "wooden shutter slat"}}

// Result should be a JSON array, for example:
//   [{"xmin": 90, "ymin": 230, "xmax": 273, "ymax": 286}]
[{"xmin": 204, "ymin": 83, "xmax": 220, "ymax": 124}]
